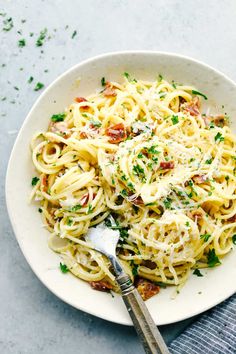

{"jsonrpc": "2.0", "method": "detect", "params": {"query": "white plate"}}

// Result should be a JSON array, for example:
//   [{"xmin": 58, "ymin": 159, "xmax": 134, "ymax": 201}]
[{"xmin": 6, "ymin": 51, "xmax": 236, "ymax": 326}]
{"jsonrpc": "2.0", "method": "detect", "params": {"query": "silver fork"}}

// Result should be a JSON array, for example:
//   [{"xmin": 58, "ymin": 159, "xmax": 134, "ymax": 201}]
[{"xmin": 86, "ymin": 222, "xmax": 170, "ymax": 354}]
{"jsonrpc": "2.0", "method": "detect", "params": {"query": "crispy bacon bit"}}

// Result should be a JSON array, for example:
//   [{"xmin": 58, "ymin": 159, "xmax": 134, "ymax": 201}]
[
  {"xmin": 49, "ymin": 121, "xmax": 72, "ymax": 138},
  {"xmin": 135, "ymin": 278, "xmax": 160, "ymax": 301},
  {"xmin": 228, "ymin": 214, "xmax": 236, "ymax": 222},
  {"xmin": 132, "ymin": 196, "xmax": 144, "ymax": 205},
  {"xmin": 192, "ymin": 174, "xmax": 208, "ymax": 184},
  {"xmin": 79, "ymin": 131, "xmax": 88, "ymax": 139},
  {"xmin": 103, "ymin": 82, "xmax": 117, "ymax": 97},
  {"xmin": 80, "ymin": 193, "xmax": 96, "ymax": 207},
  {"xmin": 90, "ymin": 281, "xmax": 113, "ymax": 292},
  {"xmin": 41, "ymin": 174, "xmax": 48, "ymax": 192},
  {"xmin": 141, "ymin": 260, "xmax": 157, "ymax": 270},
  {"xmin": 205, "ymin": 114, "xmax": 228, "ymax": 128},
  {"xmin": 75, "ymin": 96, "xmax": 89, "ymax": 109},
  {"xmin": 181, "ymin": 97, "xmax": 200, "ymax": 116},
  {"xmin": 160, "ymin": 161, "xmax": 175, "ymax": 169},
  {"xmin": 105, "ymin": 123, "xmax": 127, "ymax": 144},
  {"xmin": 187, "ymin": 209, "xmax": 204, "ymax": 221}
]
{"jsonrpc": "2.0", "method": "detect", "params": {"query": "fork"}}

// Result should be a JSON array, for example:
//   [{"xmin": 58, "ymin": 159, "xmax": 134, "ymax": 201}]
[{"xmin": 86, "ymin": 222, "xmax": 170, "ymax": 354}]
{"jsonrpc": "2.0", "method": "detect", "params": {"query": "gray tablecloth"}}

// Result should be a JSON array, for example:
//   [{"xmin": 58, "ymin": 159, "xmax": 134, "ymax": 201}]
[{"xmin": 169, "ymin": 294, "xmax": 236, "ymax": 354}]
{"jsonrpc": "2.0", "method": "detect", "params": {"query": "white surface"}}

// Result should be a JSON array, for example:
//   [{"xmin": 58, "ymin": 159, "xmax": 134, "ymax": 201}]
[{"xmin": 6, "ymin": 51, "xmax": 236, "ymax": 326}]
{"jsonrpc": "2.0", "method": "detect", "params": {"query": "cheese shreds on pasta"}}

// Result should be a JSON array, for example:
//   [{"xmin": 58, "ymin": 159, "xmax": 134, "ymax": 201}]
[{"xmin": 30, "ymin": 75, "xmax": 236, "ymax": 295}]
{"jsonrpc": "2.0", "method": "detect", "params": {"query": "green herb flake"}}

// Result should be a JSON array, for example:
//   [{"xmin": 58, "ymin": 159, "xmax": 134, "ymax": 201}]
[
  {"xmin": 38, "ymin": 208, "xmax": 43, "ymax": 213},
  {"xmin": 185, "ymin": 221, "xmax": 190, "ymax": 227},
  {"xmin": 67, "ymin": 217, "xmax": 73, "ymax": 226},
  {"xmin": 101, "ymin": 77, "xmax": 106, "ymax": 86},
  {"xmin": 123, "ymin": 72, "xmax": 137, "ymax": 83},
  {"xmin": 163, "ymin": 197, "xmax": 172, "ymax": 209},
  {"xmin": 18, "ymin": 38, "xmax": 26, "ymax": 47},
  {"xmin": 28, "ymin": 76, "xmax": 34, "ymax": 84},
  {"xmin": 137, "ymin": 152, "xmax": 143, "ymax": 158},
  {"xmin": 158, "ymin": 74, "xmax": 163, "ymax": 82},
  {"xmin": 36, "ymin": 28, "xmax": 47, "ymax": 47},
  {"xmin": 171, "ymin": 115, "xmax": 179, "ymax": 125},
  {"xmin": 90, "ymin": 119, "xmax": 101, "ymax": 127},
  {"xmin": 205, "ymin": 158, "xmax": 213, "ymax": 164},
  {"xmin": 87, "ymin": 204, "xmax": 93, "ymax": 214},
  {"xmin": 214, "ymin": 132, "xmax": 224, "ymax": 142},
  {"xmin": 200, "ymin": 233, "xmax": 211, "ymax": 242},
  {"xmin": 192, "ymin": 90, "xmax": 208, "ymax": 100},
  {"xmin": 34, "ymin": 82, "xmax": 44, "ymax": 91},
  {"xmin": 3, "ymin": 17, "xmax": 13, "ymax": 31},
  {"xmin": 193, "ymin": 269, "xmax": 203, "ymax": 277},
  {"xmin": 131, "ymin": 261, "xmax": 139, "ymax": 277},
  {"xmin": 127, "ymin": 182, "xmax": 134, "ymax": 190},
  {"xmin": 207, "ymin": 249, "xmax": 221, "ymax": 267},
  {"xmin": 232, "ymin": 235, "xmax": 236, "ymax": 245},
  {"xmin": 71, "ymin": 204, "xmax": 82, "ymax": 212},
  {"xmin": 31, "ymin": 176, "xmax": 39, "ymax": 186},
  {"xmin": 51, "ymin": 113, "xmax": 65, "ymax": 122},
  {"xmin": 120, "ymin": 189, "xmax": 128, "ymax": 197},
  {"xmin": 60, "ymin": 262, "xmax": 69, "ymax": 273},
  {"xmin": 71, "ymin": 30, "xmax": 77, "ymax": 39},
  {"xmin": 121, "ymin": 175, "xmax": 127, "ymax": 181}
]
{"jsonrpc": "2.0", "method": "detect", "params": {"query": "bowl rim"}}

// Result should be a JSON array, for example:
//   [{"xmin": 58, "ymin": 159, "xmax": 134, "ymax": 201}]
[{"xmin": 5, "ymin": 50, "xmax": 236, "ymax": 326}]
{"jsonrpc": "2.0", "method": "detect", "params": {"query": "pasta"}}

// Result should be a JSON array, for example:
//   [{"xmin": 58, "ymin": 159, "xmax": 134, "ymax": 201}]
[{"xmin": 30, "ymin": 74, "xmax": 236, "ymax": 297}]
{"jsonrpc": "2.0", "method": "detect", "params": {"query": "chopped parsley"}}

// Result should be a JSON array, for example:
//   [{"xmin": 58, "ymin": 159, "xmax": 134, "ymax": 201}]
[
  {"xmin": 131, "ymin": 262, "xmax": 139, "ymax": 277},
  {"xmin": 137, "ymin": 152, "xmax": 143, "ymax": 158},
  {"xmin": 185, "ymin": 221, "xmax": 190, "ymax": 227},
  {"xmin": 192, "ymin": 90, "xmax": 208, "ymax": 100},
  {"xmin": 123, "ymin": 72, "xmax": 137, "ymax": 83},
  {"xmin": 200, "ymin": 233, "xmax": 211, "ymax": 242},
  {"xmin": 171, "ymin": 115, "xmax": 179, "ymax": 125},
  {"xmin": 214, "ymin": 132, "xmax": 224, "ymax": 142},
  {"xmin": 163, "ymin": 197, "xmax": 172, "ymax": 209},
  {"xmin": 38, "ymin": 208, "xmax": 42, "ymax": 213},
  {"xmin": 18, "ymin": 39, "xmax": 26, "ymax": 47},
  {"xmin": 28, "ymin": 76, "xmax": 34, "ymax": 84},
  {"xmin": 87, "ymin": 204, "xmax": 93, "ymax": 214},
  {"xmin": 193, "ymin": 269, "xmax": 203, "ymax": 277},
  {"xmin": 36, "ymin": 28, "xmax": 47, "ymax": 46},
  {"xmin": 120, "ymin": 189, "xmax": 128, "ymax": 197},
  {"xmin": 3, "ymin": 17, "xmax": 13, "ymax": 31},
  {"xmin": 90, "ymin": 119, "xmax": 101, "ymax": 127},
  {"xmin": 205, "ymin": 158, "xmax": 213, "ymax": 164},
  {"xmin": 60, "ymin": 262, "xmax": 69, "ymax": 273},
  {"xmin": 34, "ymin": 82, "xmax": 44, "ymax": 91},
  {"xmin": 67, "ymin": 217, "xmax": 73, "ymax": 226},
  {"xmin": 31, "ymin": 176, "xmax": 39, "ymax": 186},
  {"xmin": 147, "ymin": 145, "xmax": 160, "ymax": 154},
  {"xmin": 158, "ymin": 74, "xmax": 163, "ymax": 82},
  {"xmin": 101, "ymin": 77, "xmax": 106, "ymax": 86},
  {"xmin": 121, "ymin": 175, "xmax": 127, "ymax": 181},
  {"xmin": 232, "ymin": 235, "xmax": 236, "ymax": 245},
  {"xmin": 51, "ymin": 113, "xmax": 65, "ymax": 122},
  {"xmin": 127, "ymin": 182, "xmax": 135, "ymax": 190},
  {"xmin": 71, "ymin": 30, "xmax": 77, "ymax": 39},
  {"xmin": 225, "ymin": 176, "xmax": 229, "ymax": 183},
  {"xmin": 207, "ymin": 249, "xmax": 221, "ymax": 267},
  {"xmin": 71, "ymin": 204, "xmax": 82, "ymax": 212},
  {"xmin": 133, "ymin": 164, "xmax": 145, "ymax": 181}
]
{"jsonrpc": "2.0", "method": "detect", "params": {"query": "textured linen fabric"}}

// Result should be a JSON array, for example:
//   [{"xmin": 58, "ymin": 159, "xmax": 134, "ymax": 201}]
[{"xmin": 169, "ymin": 294, "xmax": 236, "ymax": 354}]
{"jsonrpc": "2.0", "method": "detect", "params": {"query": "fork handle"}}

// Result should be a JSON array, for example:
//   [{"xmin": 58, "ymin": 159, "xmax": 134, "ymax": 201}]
[{"xmin": 116, "ymin": 274, "xmax": 170, "ymax": 354}]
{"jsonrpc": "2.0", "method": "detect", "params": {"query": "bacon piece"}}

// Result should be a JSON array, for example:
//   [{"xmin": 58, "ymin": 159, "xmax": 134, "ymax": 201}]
[
  {"xmin": 181, "ymin": 97, "xmax": 200, "ymax": 116},
  {"xmin": 49, "ymin": 122, "xmax": 71, "ymax": 138},
  {"xmin": 41, "ymin": 174, "xmax": 48, "ymax": 192},
  {"xmin": 160, "ymin": 161, "xmax": 175, "ymax": 169},
  {"xmin": 132, "ymin": 196, "xmax": 144, "ymax": 206},
  {"xmin": 75, "ymin": 96, "xmax": 89, "ymax": 109},
  {"xmin": 79, "ymin": 131, "xmax": 88, "ymax": 139},
  {"xmin": 105, "ymin": 123, "xmax": 127, "ymax": 144},
  {"xmin": 205, "ymin": 114, "xmax": 228, "ymax": 128},
  {"xmin": 80, "ymin": 193, "xmax": 96, "ymax": 207},
  {"xmin": 192, "ymin": 174, "xmax": 208, "ymax": 184},
  {"xmin": 90, "ymin": 281, "xmax": 113, "ymax": 292},
  {"xmin": 141, "ymin": 260, "xmax": 157, "ymax": 270},
  {"xmin": 103, "ymin": 82, "xmax": 117, "ymax": 97},
  {"xmin": 228, "ymin": 214, "xmax": 236, "ymax": 222},
  {"xmin": 135, "ymin": 278, "xmax": 160, "ymax": 301}
]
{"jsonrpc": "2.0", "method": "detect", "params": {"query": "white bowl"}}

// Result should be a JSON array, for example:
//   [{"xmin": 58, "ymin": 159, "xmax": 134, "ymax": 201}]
[{"xmin": 6, "ymin": 51, "xmax": 236, "ymax": 326}]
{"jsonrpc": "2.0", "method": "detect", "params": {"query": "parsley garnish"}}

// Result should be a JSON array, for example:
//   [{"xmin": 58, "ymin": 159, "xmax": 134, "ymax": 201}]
[
  {"xmin": 121, "ymin": 175, "xmax": 127, "ymax": 181},
  {"xmin": 133, "ymin": 164, "xmax": 145, "ymax": 181},
  {"xmin": 34, "ymin": 82, "xmax": 44, "ymax": 91},
  {"xmin": 28, "ymin": 76, "xmax": 34, "ymax": 84},
  {"xmin": 147, "ymin": 145, "xmax": 160, "ymax": 154},
  {"xmin": 205, "ymin": 158, "xmax": 213, "ymax": 164},
  {"xmin": 90, "ymin": 119, "xmax": 101, "ymax": 127},
  {"xmin": 232, "ymin": 235, "xmax": 236, "ymax": 245},
  {"xmin": 207, "ymin": 249, "xmax": 221, "ymax": 267},
  {"xmin": 51, "ymin": 113, "xmax": 65, "ymax": 122},
  {"xmin": 60, "ymin": 262, "xmax": 69, "ymax": 273},
  {"xmin": 101, "ymin": 77, "xmax": 106, "ymax": 86},
  {"xmin": 36, "ymin": 28, "xmax": 47, "ymax": 46},
  {"xmin": 67, "ymin": 217, "xmax": 73, "ymax": 226},
  {"xmin": 193, "ymin": 269, "xmax": 203, "ymax": 277},
  {"xmin": 38, "ymin": 208, "xmax": 42, "ymax": 213},
  {"xmin": 18, "ymin": 39, "xmax": 26, "ymax": 47},
  {"xmin": 163, "ymin": 197, "xmax": 172, "ymax": 209},
  {"xmin": 137, "ymin": 152, "xmax": 143, "ymax": 158},
  {"xmin": 120, "ymin": 189, "xmax": 128, "ymax": 197},
  {"xmin": 71, "ymin": 30, "xmax": 77, "ymax": 39},
  {"xmin": 131, "ymin": 261, "xmax": 139, "ymax": 276},
  {"xmin": 71, "ymin": 204, "xmax": 82, "ymax": 212},
  {"xmin": 200, "ymin": 233, "xmax": 211, "ymax": 242},
  {"xmin": 31, "ymin": 176, "xmax": 39, "ymax": 186},
  {"xmin": 171, "ymin": 115, "xmax": 179, "ymax": 125},
  {"xmin": 214, "ymin": 132, "xmax": 224, "ymax": 142},
  {"xmin": 185, "ymin": 221, "xmax": 190, "ymax": 227},
  {"xmin": 158, "ymin": 74, "xmax": 163, "ymax": 82},
  {"xmin": 192, "ymin": 90, "xmax": 208, "ymax": 100},
  {"xmin": 3, "ymin": 17, "xmax": 13, "ymax": 31},
  {"xmin": 87, "ymin": 204, "xmax": 93, "ymax": 214},
  {"xmin": 127, "ymin": 182, "xmax": 135, "ymax": 190},
  {"xmin": 123, "ymin": 72, "xmax": 137, "ymax": 83}
]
